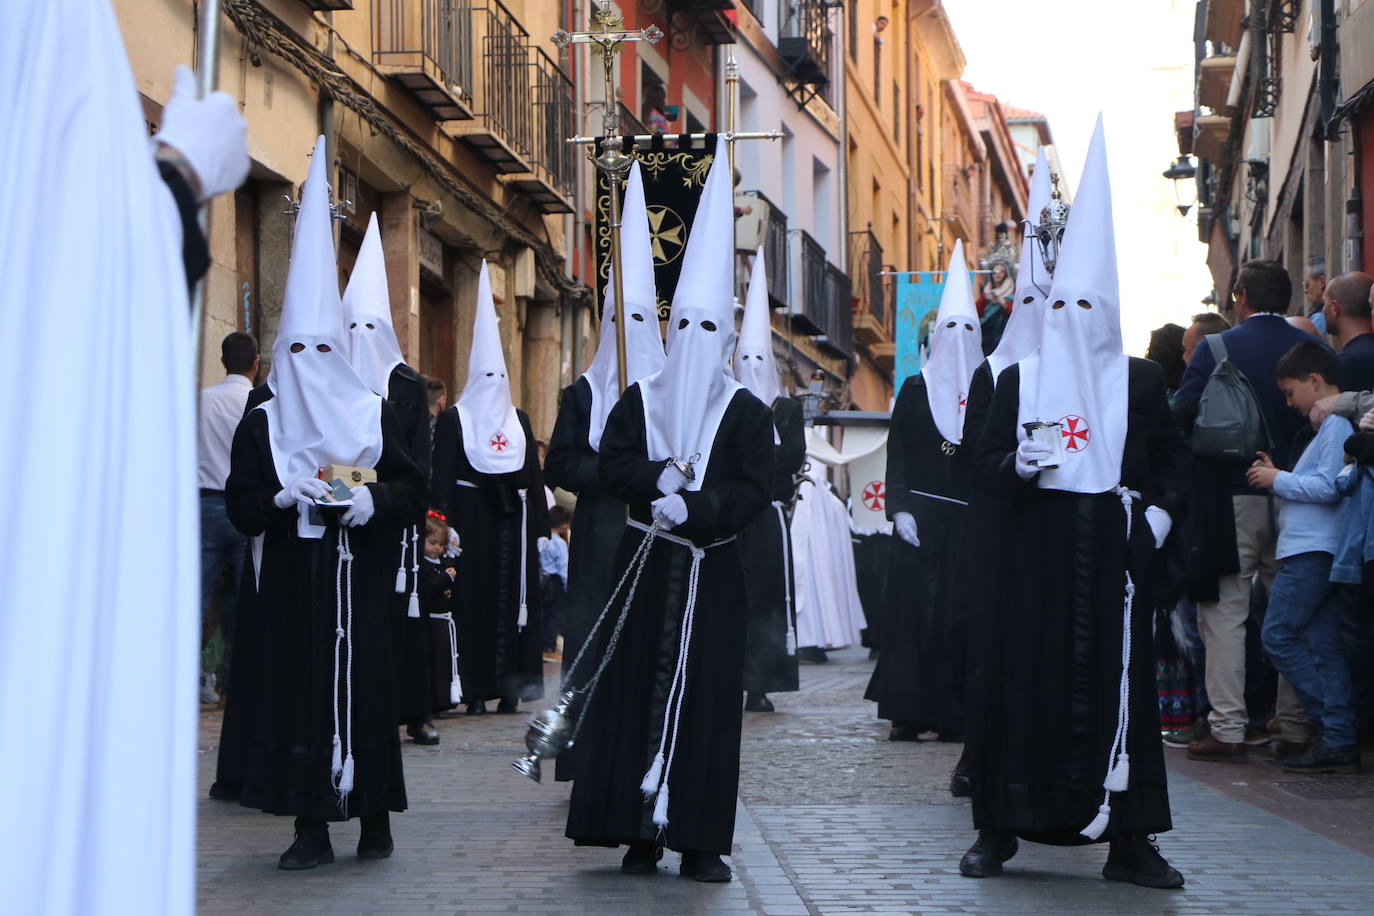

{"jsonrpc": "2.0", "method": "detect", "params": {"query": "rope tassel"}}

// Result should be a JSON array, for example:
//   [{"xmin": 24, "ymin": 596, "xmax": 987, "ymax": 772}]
[
  {"xmin": 394, "ymin": 528, "xmax": 408, "ymax": 594},
  {"xmin": 1104, "ymin": 753, "xmax": 1131, "ymax": 793},
  {"xmin": 1081, "ymin": 799, "xmax": 1112, "ymax": 840},
  {"xmin": 652, "ymin": 784, "xmax": 670, "ymax": 828},
  {"xmin": 640, "ymin": 752, "xmax": 665, "ymax": 798},
  {"xmin": 407, "ymin": 525, "xmax": 421, "ymax": 616}
]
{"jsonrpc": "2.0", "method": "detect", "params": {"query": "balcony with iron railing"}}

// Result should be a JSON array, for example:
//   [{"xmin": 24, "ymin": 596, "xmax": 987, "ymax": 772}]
[
  {"xmin": 821, "ymin": 262, "xmax": 853, "ymax": 359},
  {"xmin": 778, "ymin": 0, "xmax": 833, "ymax": 97},
  {"xmin": 452, "ymin": 0, "xmax": 533, "ymax": 173},
  {"xmin": 794, "ymin": 230, "xmax": 829, "ymax": 337},
  {"xmin": 374, "ymin": 0, "xmax": 475, "ymax": 121},
  {"xmin": 617, "ymin": 101, "xmax": 650, "ymax": 139},
  {"xmin": 503, "ymin": 49, "xmax": 574, "ymax": 214},
  {"xmin": 942, "ymin": 162, "xmax": 977, "ymax": 239},
  {"xmin": 848, "ymin": 228, "xmax": 887, "ymax": 346},
  {"xmin": 736, "ymin": 190, "xmax": 790, "ymax": 309},
  {"xmin": 665, "ymin": 0, "xmax": 737, "ymax": 45}
]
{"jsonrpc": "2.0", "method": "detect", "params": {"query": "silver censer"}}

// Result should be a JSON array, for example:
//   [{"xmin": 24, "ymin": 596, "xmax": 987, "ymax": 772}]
[{"xmin": 512, "ymin": 691, "xmax": 577, "ymax": 782}]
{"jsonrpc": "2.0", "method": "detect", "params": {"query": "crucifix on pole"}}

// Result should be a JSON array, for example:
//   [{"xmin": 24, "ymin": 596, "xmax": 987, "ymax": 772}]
[{"xmin": 553, "ymin": 2, "xmax": 664, "ymax": 393}]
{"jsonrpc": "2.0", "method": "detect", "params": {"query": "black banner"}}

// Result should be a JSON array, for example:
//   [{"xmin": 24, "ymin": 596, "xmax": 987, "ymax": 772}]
[{"xmin": 594, "ymin": 133, "xmax": 717, "ymax": 322}]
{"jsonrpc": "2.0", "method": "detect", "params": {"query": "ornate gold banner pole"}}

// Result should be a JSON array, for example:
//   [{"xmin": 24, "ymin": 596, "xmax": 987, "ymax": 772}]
[{"xmin": 554, "ymin": 2, "xmax": 663, "ymax": 393}]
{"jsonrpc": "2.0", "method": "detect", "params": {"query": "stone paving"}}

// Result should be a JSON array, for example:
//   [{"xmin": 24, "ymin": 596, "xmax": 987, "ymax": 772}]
[{"xmin": 197, "ymin": 648, "xmax": 1374, "ymax": 914}]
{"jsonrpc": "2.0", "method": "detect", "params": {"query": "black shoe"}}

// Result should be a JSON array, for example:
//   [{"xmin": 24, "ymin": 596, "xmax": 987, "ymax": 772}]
[
  {"xmin": 465, "ymin": 701, "xmax": 487, "ymax": 716},
  {"xmin": 744, "ymin": 692, "xmax": 775, "ymax": 713},
  {"xmin": 949, "ymin": 761, "xmax": 972, "ymax": 798},
  {"xmin": 959, "ymin": 830, "xmax": 1017, "ymax": 878},
  {"xmin": 889, "ymin": 723, "xmax": 922, "ymax": 742},
  {"xmin": 495, "ymin": 697, "xmax": 519, "ymax": 714},
  {"xmin": 357, "ymin": 812, "xmax": 394, "ymax": 860},
  {"xmin": 796, "ymin": 646, "xmax": 829, "ymax": 664},
  {"xmin": 680, "ymin": 852, "xmax": 732, "ymax": 882},
  {"xmin": 207, "ymin": 779, "xmax": 240, "ymax": 801},
  {"xmin": 278, "ymin": 821, "xmax": 334, "ymax": 871},
  {"xmin": 937, "ymin": 730, "xmax": 964, "ymax": 743},
  {"xmin": 620, "ymin": 841, "xmax": 663, "ymax": 875},
  {"xmin": 406, "ymin": 719, "xmax": 440, "ymax": 745},
  {"xmin": 1103, "ymin": 834, "xmax": 1184, "ymax": 889},
  {"xmin": 1280, "ymin": 743, "xmax": 1362, "ymax": 774}
]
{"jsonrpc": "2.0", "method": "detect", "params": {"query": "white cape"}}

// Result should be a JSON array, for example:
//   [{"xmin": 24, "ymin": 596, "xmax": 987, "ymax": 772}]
[
  {"xmin": 0, "ymin": 3, "xmax": 197, "ymax": 912},
  {"xmin": 791, "ymin": 463, "xmax": 866, "ymax": 650}
]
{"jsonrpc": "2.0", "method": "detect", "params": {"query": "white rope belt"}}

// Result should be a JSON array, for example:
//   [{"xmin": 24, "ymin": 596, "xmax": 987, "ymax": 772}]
[
  {"xmin": 625, "ymin": 517, "xmax": 735, "ymax": 829},
  {"xmin": 394, "ymin": 525, "xmax": 421, "ymax": 617},
  {"xmin": 331, "ymin": 529, "xmax": 357, "ymax": 811},
  {"xmin": 1081, "ymin": 486, "xmax": 1141, "ymax": 840},
  {"xmin": 432, "ymin": 611, "xmax": 463, "ymax": 705},
  {"xmin": 773, "ymin": 501, "xmax": 797, "ymax": 656},
  {"xmin": 517, "ymin": 488, "xmax": 529, "ymax": 631},
  {"xmin": 908, "ymin": 488, "xmax": 970, "ymax": 507}
]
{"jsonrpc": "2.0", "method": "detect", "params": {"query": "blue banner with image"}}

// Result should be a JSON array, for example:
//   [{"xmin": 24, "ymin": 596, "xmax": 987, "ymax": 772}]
[{"xmin": 893, "ymin": 272, "xmax": 947, "ymax": 391}]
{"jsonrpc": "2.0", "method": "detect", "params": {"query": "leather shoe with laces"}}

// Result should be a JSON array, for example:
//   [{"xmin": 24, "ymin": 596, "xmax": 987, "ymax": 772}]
[
  {"xmin": 1186, "ymin": 733, "xmax": 1247, "ymax": 763},
  {"xmin": 1103, "ymin": 833, "xmax": 1184, "ymax": 889},
  {"xmin": 959, "ymin": 829, "xmax": 1017, "ymax": 878},
  {"xmin": 680, "ymin": 851, "xmax": 732, "ymax": 882},
  {"xmin": 357, "ymin": 812, "xmax": 394, "ymax": 860},
  {"xmin": 1281, "ymin": 743, "xmax": 1362, "ymax": 774},
  {"xmin": 406, "ymin": 719, "xmax": 440, "ymax": 745},
  {"xmin": 278, "ymin": 820, "xmax": 334, "ymax": 870},
  {"xmin": 620, "ymin": 841, "xmax": 662, "ymax": 875}
]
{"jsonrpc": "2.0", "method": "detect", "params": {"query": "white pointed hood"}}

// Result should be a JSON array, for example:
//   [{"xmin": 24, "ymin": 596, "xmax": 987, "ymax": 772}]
[
  {"xmin": 260, "ymin": 136, "xmax": 382, "ymax": 534},
  {"xmin": 582, "ymin": 161, "xmax": 666, "ymax": 451},
  {"xmin": 456, "ymin": 261, "xmax": 525, "ymax": 474},
  {"xmin": 1017, "ymin": 116, "xmax": 1128, "ymax": 495},
  {"xmin": 921, "ymin": 240, "xmax": 982, "ymax": 444},
  {"xmin": 342, "ymin": 212, "xmax": 405, "ymax": 396},
  {"xmin": 988, "ymin": 146, "xmax": 1053, "ymax": 381},
  {"xmin": 733, "ymin": 246, "xmax": 782, "ymax": 407},
  {"xmin": 639, "ymin": 135, "xmax": 743, "ymax": 489}
]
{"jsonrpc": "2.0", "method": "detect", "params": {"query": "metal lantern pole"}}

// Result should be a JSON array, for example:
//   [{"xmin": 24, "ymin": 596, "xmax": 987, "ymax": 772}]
[{"xmin": 188, "ymin": 0, "xmax": 222, "ymax": 385}]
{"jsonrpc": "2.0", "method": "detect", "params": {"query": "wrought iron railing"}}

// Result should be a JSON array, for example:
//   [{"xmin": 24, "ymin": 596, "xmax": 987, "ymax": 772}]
[
  {"xmin": 848, "ymin": 228, "xmax": 884, "ymax": 326},
  {"xmin": 530, "ymin": 48, "xmax": 574, "ymax": 198},
  {"xmin": 740, "ymin": 190, "xmax": 791, "ymax": 307},
  {"xmin": 778, "ymin": 0, "xmax": 834, "ymax": 91},
  {"xmin": 473, "ymin": 0, "xmax": 532, "ymax": 161},
  {"xmin": 617, "ymin": 101, "xmax": 649, "ymax": 139},
  {"xmin": 798, "ymin": 230, "xmax": 829, "ymax": 335},
  {"xmin": 374, "ymin": 0, "xmax": 474, "ymax": 107},
  {"xmin": 825, "ymin": 263, "xmax": 854, "ymax": 358}
]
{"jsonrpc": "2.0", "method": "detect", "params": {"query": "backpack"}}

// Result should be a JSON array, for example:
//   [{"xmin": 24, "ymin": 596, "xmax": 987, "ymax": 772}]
[{"xmin": 1191, "ymin": 333, "xmax": 1271, "ymax": 461}]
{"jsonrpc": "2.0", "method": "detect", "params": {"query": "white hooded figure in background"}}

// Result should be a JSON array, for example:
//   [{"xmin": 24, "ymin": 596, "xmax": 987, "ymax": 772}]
[
  {"xmin": 342, "ymin": 212, "xmax": 406, "ymax": 398},
  {"xmin": 986, "ymin": 146, "xmax": 1055, "ymax": 383},
  {"xmin": 791, "ymin": 448, "xmax": 866, "ymax": 652},
  {"xmin": 0, "ymin": 2, "xmax": 247, "ymax": 912},
  {"xmin": 733, "ymin": 246, "xmax": 783, "ymax": 409}
]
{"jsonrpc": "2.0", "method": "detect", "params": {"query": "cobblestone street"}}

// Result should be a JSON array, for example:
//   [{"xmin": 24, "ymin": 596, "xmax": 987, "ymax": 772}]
[{"xmin": 197, "ymin": 649, "xmax": 1374, "ymax": 914}]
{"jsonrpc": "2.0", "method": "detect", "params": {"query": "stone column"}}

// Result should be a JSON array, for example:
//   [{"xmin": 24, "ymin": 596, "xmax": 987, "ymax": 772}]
[{"xmin": 382, "ymin": 192, "xmax": 420, "ymax": 364}]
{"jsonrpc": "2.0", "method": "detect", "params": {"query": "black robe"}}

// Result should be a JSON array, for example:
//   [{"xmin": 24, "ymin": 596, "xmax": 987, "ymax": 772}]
[
  {"xmin": 431, "ymin": 406, "xmax": 547, "ymax": 702},
  {"xmin": 224, "ymin": 404, "xmax": 425, "ymax": 821},
  {"xmin": 739, "ymin": 396, "xmax": 805, "ymax": 694},
  {"xmin": 864, "ymin": 375, "xmax": 973, "ymax": 733},
  {"xmin": 565, "ymin": 385, "xmax": 773, "ymax": 856},
  {"xmin": 418, "ymin": 557, "xmax": 460, "ymax": 713},
  {"xmin": 236, "ymin": 368, "xmax": 435, "ymax": 723},
  {"xmin": 544, "ymin": 377, "xmax": 630, "ymax": 780},
  {"xmin": 970, "ymin": 358, "xmax": 1188, "ymax": 843}
]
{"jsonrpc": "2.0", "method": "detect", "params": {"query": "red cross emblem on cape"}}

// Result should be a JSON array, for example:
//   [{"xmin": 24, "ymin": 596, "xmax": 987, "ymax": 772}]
[
  {"xmin": 489, "ymin": 432, "xmax": 509, "ymax": 453},
  {"xmin": 861, "ymin": 480, "xmax": 885, "ymax": 512},
  {"xmin": 1058, "ymin": 415, "xmax": 1090, "ymax": 452}
]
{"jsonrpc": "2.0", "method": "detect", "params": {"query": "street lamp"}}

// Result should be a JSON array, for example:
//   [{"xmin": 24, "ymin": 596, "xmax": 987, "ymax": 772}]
[{"xmin": 1162, "ymin": 155, "xmax": 1197, "ymax": 216}]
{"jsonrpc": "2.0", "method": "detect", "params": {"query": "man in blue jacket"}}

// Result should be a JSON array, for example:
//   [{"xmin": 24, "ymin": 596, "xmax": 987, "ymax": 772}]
[{"xmin": 1173, "ymin": 259, "xmax": 1319, "ymax": 764}]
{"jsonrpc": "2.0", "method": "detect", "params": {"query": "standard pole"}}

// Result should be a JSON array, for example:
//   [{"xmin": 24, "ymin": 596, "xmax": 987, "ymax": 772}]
[{"xmin": 189, "ymin": 0, "xmax": 222, "ymax": 384}]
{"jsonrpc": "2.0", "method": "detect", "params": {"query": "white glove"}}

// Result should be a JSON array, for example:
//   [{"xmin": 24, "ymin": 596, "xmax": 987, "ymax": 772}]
[
  {"xmin": 1014, "ymin": 438, "xmax": 1054, "ymax": 480},
  {"xmin": 153, "ymin": 66, "xmax": 250, "ymax": 201},
  {"xmin": 651, "ymin": 494, "xmax": 688, "ymax": 529},
  {"xmin": 274, "ymin": 476, "xmax": 332, "ymax": 509},
  {"xmin": 657, "ymin": 463, "xmax": 690, "ymax": 496},
  {"xmin": 1144, "ymin": 505, "xmax": 1172, "ymax": 550},
  {"xmin": 340, "ymin": 485, "xmax": 375, "ymax": 527},
  {"xmin": 893, "ymin": 512, "xmax": 920, "ymax": 547}
]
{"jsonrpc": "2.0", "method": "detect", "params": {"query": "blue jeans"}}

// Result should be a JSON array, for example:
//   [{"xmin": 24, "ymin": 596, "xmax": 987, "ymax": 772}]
[
  {"xmin": 201, "ymin": 494, "xmax": 247, "ymax": 687},
  {"xmin": 1261, "ymin": 551, "xmax": 1358, "ymax": 748},
  {"xmin": 1176, "ymin": 597, "xmax": 1210, "ymax": 717}
]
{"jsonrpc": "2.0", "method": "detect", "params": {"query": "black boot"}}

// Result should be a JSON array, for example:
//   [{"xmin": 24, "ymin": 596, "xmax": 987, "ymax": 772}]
[
  {"xmin": 465, "ymin": 700, "xmax": 487, "ymax": 716},
  {"xmin": 744, "ymin": 692, "xmax": 775, "ymax": 713},
  {"xmin": 889, "ymin": 723, "xmax": 922, "ymax": 742},
  {"xmin": 496, "ymin": 696, "xmax": 519, "ymax": 714},
  {"xmin": 406, "ymin": 718, "xmax": 440, "ymax": 745},
  {"xmin": 1103, "ymin": 834, "xmax": 1184, "ymax": 889},
  {"xmin": 948, "ymin": 757, "xmax": 972, "ymax": 798},
  {"xmin": 620, "ymin": 841, "xmax": 663, "ymax": 875},
  {"xmin": 357, "ymin": 812, "xmax": 394, "ymax": 860},
  {"xmin": 796, "ymin": 646, "xmax": 828, "ymax": 664},
  {"xmin": 278, "ymin": 818, "xmax": 334, "ymax": 870},
  {"xmin": 680, "ymin": 851, "xmax": 732, "ymax": 882},
  {"xmin": 959, "ymin": 829, "xmax": 1017, "ymax": 878},
  {"xmin": 207, "ymin": 779, "xmax": 240, "ymax": 801}
]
